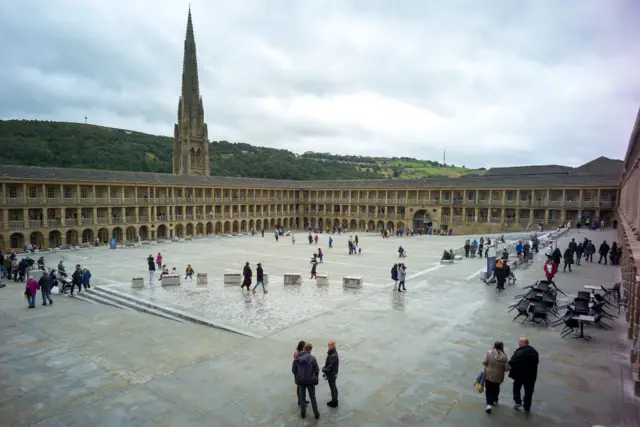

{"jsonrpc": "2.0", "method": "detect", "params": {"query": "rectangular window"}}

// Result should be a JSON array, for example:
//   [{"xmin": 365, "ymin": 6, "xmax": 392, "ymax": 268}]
[
  {"xmin": 29, "ymin": 186, "xmax": 37, "ymax": 198},
  {"xmin": 583, "ymin": 191, "xmax": 591, "ymax": 201},
  {"xmin": 81, "ymin": 188, "xmax": 88, "ymax": 199},
  {"xmin": 520, "ymin": 191, "xmax": 528, "ymax": 201},
  {"xmin": 507, "ymin": 192, "xmax": 513, "ymax": 201},
  {"xmin": 47, "ymin": 187, "xmax": 55, "ymax": 198},
  {"xmin": 492, "ymin": 192, "xmax": 500, "ymax": 200},
  {"xmin": 64, "ymin": 187, "xmax": 72, "ymax": 199},
  {"xmin": 8, "ymin": 186, "xmax": 17, "ymax": 198},
  {"xmin": 110, "ymin": 189, "xmax": 117, "ymax": 198},
  {"xmin": 124, "ymin": 189, "xmax": 130, "ymax": 198},
  {"xmin": 535, "ymin": 193, "xmax": 542, "ymax": 201},
  {"xmin": 566, "ymin": 192, "xmax": 573, "ymax": 201}
]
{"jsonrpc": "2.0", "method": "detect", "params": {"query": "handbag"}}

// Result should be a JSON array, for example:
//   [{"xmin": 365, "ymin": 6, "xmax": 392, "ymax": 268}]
[{"xmin": 474, "ymin": 371, "xmax": 485, "ymax": 393}]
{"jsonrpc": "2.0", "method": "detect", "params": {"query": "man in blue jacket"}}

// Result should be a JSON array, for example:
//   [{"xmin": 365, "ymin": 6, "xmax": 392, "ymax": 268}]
[{"xmin": 292, "ymin": 342, "xmax": 320, "ymax": 420}]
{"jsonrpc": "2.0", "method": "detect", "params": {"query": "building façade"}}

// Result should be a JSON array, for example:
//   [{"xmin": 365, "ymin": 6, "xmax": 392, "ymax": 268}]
[{"xmin": 0, "ymin": 8, "xmax": 622, "ymax": 250}]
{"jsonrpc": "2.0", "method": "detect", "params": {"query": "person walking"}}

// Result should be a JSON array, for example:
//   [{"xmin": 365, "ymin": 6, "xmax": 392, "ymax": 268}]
[
  {"xmin": 391, "ymin": 264, "xmax": 398, "ymax": 290},
  {"xmin": 293, "ymin": 341, "xmax": 309, "ymax": 406},
  {"xmin": 252, "ymin": 263, "xmax": 268, "ymax": 293},
  {"xmin": 71, "ymin": 264, "xmax": 83, "ymax": 296},
  {"xmin": 147, "ymin": 255, "xmax": 155, "ymax": 283},
  {"xmin": 322, "ymin": 340, "xmax": 340, "ymax": 408},
  {"xmin": 292, "ymin": 342, "xmax": 320, "ymax": 420},
  {"xmin": 482, "ymin": 341, "xmax": 509, "ymax": 413},
  {"xmin": 586, "ymin": 240, "xmax": 596, "ymax": 262},
  {"xmin": 543, "ymin": 258, "xmax": 557, "ymax": 282},
  {"xmin": 562, "ymin": 248, "xmax": 573, "ymax": 272},
  {"xmin": 575, "ymin": 243, "xmax": 584, "ymax": 265},
  {"xmin": 82, "ymin": 267, "xmax": 92, "ymax": 289},
  {"xmin": 38, "ymin": 271, "xmax": 54, "ymax": 306},
  {"xmin": 241, "ymin": 262, "xmax": 252, "ymax": 290},
  {"xmin": 25, "ymin": 276, "xmax": 40, "ymax": 308},
  {"xmin": 310, "ymin": 259, "xmax": 317, "ymax": 279},
  {"xmin": 185, "ymin": 264, "xmax": 195, "ymax": 280},
  {"xmin": 598, "ymin": 240, "xmax": 610, "ymax": 265},
  {"xmin": 397, "ymin": 263, "xmax": 406, "ymax": 291},
  {"xmin": 493, "ymin": 259, "xmax": 507, "ymax": 291},
  {"xmin": 156, "ymin": 252, "xmax": 163, "ymax": 269},
  {"xmin": 509, "ymin": 337, "xmax": 539, "ymax": 413}
]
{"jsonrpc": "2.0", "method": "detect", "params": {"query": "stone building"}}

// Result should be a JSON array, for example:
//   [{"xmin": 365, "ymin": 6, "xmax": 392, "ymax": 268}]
[
  {"xmin": 0, "ymin": 9, "xmax": 623, "ymax": 250},
  {"xmin": 618, "ymin": 108, "xmax": 640, "ymax": 393}
]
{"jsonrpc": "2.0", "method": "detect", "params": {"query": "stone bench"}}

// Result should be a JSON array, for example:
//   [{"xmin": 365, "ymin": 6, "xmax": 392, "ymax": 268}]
[
  {"xmin": 223, "ymin": 273, "xmax": 242, "ymax": 285},
  {"xmin": 440, "ymin": 259, "xmax": 454, "ymax": 264},
  {"xmin": 343, "ymin": 276, "xmax": 363, "ymax": 289},
  {"xmin": 157, "ymin": 239, "xmax": 166, "ymax": 244},
  {"xmin": 316, "ymin": 273, "xmax": 329, "ymax": 286},
  {"xmin": 284, "ymin": 273, "xmax": 302, "ymax": 285},
  {"xmin": 140, "ymin": 241, "xmax": 151, "ymax": 246},
  {"xmin": 197, "ymin": 272, "xmax": 208, "ymax": 286},
  {"xmin": 454, "ymin": 255, "xmax": 463, "ymax": 261},
  {"xmin": 132, "ymin": 277, "xmax": 144, "ymax": 289},
  {"xmin": 161, "ymin": 275, "xmax": 181, "ymax": 286}
]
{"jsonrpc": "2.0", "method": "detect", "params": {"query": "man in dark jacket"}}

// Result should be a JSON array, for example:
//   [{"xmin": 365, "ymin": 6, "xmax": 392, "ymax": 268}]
[
  {"xmin": 18, "ymin": 258, "xmax": 28, "ymax": 282},
  {"xmin": 509, "ymin": 337, "xmax": 539, "ymax": 413},
  {"xmin": 241, "ymin": 262, "xmax": 252, "ymax": 290},
  {"xmin": 493, "ymin": 260, "xmax": 508, "ymax": 291},
  {"xmin": 292, "ymin": 342, "xmax": 320, "ymax": 419},
  {"xmin": 252, "ymin": 263, "xmax": 267, "ymax": 293},
  {"xmin": 38, "ymin": 271, "xmax": 54, "ymax": 306},
  {"xmin": 598, "ymin": 241, "xmax": 610, "ymax": 265},
  {"xmin": 322, "ymin": 340, "xmax": 340, "ymax": 407},
  {"xmin": 71, "ymin": 264, "xmax": 83, "ymax": 296}
]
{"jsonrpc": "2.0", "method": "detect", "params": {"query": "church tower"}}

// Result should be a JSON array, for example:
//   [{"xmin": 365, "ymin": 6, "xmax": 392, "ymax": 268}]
[{"xmin": 173, "ymin": 7, "xmax": 210, "ymax": 176}]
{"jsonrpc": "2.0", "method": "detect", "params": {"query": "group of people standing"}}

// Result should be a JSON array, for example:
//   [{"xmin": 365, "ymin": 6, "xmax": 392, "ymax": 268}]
[
  {"xmin": 292, "ymin": 340, "xmax": 340, "ymax": 419},
  {"xmin": 544, "ymin": 237, "xmax": 620, "ymax": 276}
]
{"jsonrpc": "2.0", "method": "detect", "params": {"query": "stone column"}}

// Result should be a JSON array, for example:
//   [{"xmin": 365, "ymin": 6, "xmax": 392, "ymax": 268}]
[
  {"xmin": 77, "ymin": 208, "xmax": 82, "ymax": 226},
  {"xmin": 107, "ymin": 207, "xmax": 112, "ymax": 225},
  {"xmin": 22, "ymin": 184, "xmax": 27, "ymax": 204},
  {"xmin": 43, "ymin": 208, "xmax": 48, "ymax": 227},
  {"xmin": 93, "ymin": 207, "xmax": 97, "ymax": 225},
  {"xmin": 60, "ymin": 208, "xmax": 66, "ymax": 226},
  {"xmin": 1, "ymin": 182, "xmax": 6, "ymax": 205},
  {"xmin": 23, "ymin": 208, "xmax": 29, "ymax": 229}
]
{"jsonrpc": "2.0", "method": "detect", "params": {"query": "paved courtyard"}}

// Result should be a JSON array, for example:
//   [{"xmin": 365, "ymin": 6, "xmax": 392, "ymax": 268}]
[{"xmin": 0, "ymin": 228, "xmax": 638, "ymax": 426}]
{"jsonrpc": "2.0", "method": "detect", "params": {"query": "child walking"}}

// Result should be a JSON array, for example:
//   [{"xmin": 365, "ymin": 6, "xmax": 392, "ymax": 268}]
[{"xmin": 185, "ymin": 264, "xmax": 194, "ymax": 280}]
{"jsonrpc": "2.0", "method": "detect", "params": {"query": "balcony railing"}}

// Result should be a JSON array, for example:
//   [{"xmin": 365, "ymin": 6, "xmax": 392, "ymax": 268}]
[
  {"xmin": 9, "ymin": 221, "xmax": 24, "ymax": 229},
  {"xmin": 600, "ymin": 201, "xmax": 613, "ymax": 209},
  {"xmin": 96, "ymin": 218, "xmax": 109, "ymax": 225}
]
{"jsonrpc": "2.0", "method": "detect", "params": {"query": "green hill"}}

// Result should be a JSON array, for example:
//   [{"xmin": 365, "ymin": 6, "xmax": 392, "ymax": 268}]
[{"xmin": 0, "ymin": 120, "xmax": 485, "ymax": 180}]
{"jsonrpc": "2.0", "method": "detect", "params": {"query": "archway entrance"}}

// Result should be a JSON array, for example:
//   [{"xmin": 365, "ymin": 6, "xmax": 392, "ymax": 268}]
[
  {"xmin": 66, "ymin": 230, "xmax": 78, "ymax": 246},
  {"xmin": 126, "ymin": 226, "xmax": 137, "ymax": 242},
  {"xmin": 10, "ymin": 233, "xmax": 25, "ymax": 249},
  {"xmin": 30, "ymin": 231, "xmax": 45, "ymax": 248},
  {"xmin": 81, "ymin": 229, "xmax": 94, "ymax": 244},
  {"xmin": 97, "ymin": 228, "xmax": 109, "ymax": 244},
  {"xmin": 413, "ymin": 209, "xmax": 432, "ymax": 229}
]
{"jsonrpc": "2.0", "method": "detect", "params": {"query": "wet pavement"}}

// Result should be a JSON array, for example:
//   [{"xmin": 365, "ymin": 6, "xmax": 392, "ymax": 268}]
[{"xmin": 0, "ymin": 229, "xmax": 638, "ymax": 426}]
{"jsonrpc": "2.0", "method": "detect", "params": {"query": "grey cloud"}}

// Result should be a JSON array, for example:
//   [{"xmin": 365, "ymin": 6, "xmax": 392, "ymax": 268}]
[{"xmin": 1, "ymin": 0, "xmax": 639, "ymax": 168}]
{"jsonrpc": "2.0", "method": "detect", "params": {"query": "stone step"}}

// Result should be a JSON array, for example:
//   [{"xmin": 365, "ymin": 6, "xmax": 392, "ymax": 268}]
[
  {"xmin": 78, "ymin": 291, "xmax": 134, "ymax": 311},
  {"xmin": 92, "ymin": 286, "xmax": 262, "ymax": 338},
  {"xmin": 84, "ymin": 289, "xmax": 185, "ymax": 323}
]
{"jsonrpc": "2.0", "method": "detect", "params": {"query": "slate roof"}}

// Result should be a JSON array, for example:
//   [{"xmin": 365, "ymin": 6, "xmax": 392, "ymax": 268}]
[
  {"xmin": 484, "ymin": 165, "xmax": 574, "ymax": 176},
  {"xmin": 0, "ymin": 164, "xmax": 620, "ymax": 190},
  {"xmin": 572, "ymin": 157, "xmax": 623, "ymax": 175}
]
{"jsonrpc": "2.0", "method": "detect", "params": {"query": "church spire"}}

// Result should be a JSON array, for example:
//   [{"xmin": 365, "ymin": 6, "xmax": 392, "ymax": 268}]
[
  {"xmin": 173, "ymin": 7, "xmax": 210, "ymax": 176},
  {"xmin": 181, "ymin": 6, "xmax": 200, "ymax": 107}
]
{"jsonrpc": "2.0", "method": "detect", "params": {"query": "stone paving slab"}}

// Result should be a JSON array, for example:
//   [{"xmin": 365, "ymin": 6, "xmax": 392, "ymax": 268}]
[{"xmin": 0, "ymin": 229, "xmax": 638, "ymax": 426}]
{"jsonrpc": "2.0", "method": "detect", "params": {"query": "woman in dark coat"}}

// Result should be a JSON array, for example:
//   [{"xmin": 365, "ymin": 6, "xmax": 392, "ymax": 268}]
[
  {"xmin": 391, "ymin": 264, "xmax": 398, "ymax": 289},
  {"xmin": 563, "ymin": 248, "xmax": 573, "ymax": 272}
]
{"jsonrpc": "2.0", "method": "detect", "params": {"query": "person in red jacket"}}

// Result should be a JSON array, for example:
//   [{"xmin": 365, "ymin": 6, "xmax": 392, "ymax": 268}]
[{"xmin": 543, "ymin": 258, "xmax": 557, "ymax": 281}]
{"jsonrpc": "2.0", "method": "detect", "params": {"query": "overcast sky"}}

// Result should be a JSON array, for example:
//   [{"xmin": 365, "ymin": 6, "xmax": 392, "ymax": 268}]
[{"xmin": 1, "ymin": 0, "xmax": 639, "ymax": 168}]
